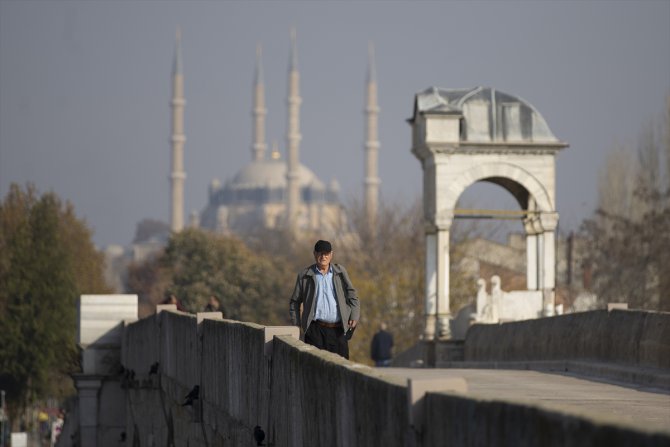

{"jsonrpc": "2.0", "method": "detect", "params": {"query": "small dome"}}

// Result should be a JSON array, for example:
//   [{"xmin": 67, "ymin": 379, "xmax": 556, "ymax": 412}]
[
  {"xmin": 413, "ymin": 86, "xmax": 560, "ymax": 143},
  {"xmin": 229, "ymin": 159, "xmax": 324, "ymax": 190}
]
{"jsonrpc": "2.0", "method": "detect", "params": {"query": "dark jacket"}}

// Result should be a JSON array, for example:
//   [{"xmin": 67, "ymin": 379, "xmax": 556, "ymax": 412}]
[
  {"xmin": 289, "ymin": 263, "xmax": 360, "ymax": 332},
  {"xmin": 371, "ymin": 330, "xmax": 394, "ymax": 361}
]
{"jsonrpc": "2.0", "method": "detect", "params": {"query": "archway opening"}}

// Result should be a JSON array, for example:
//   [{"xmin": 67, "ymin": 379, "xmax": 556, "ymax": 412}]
[{"xmin": 450, "ymin": 179, "xmax": 530, "ymax": 314}]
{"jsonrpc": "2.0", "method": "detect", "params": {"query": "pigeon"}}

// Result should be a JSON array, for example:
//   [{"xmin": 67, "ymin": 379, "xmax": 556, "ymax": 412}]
[
  {"xmin": 122, "ymin": 369, "xmax": 136, "ymax": 388},
  {"xmin": 149, "ymin": 362, "xmax": 159, "ymax": 375},
  {"xmin": 253, "ymin": 425, "xmax": 265, "ymax": 446},
  {"xmin": 182, "ymin": 385, "xmax": 200, "ymax": 406}
]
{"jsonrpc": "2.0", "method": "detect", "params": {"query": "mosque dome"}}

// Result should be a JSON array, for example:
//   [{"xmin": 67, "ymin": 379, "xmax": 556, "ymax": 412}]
[
  {"xmin": 228, "ymin": 159, "xmax": 325, "ymax": 191},
  {"xmin": 412, "ymin": 86, "xmax": 560, "ymax": 143}
]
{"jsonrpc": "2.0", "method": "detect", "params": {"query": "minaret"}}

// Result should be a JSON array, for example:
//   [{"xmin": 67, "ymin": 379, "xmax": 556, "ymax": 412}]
[
  {"xmin": 170, "ymin": 27, "xmax": 186, "ymax": 233},
  {"xmin": 285, "ymin": 27, "xmax": 302, "ymax": 230},
  {"xmin": 252, "ymin": 44, "xmax": 267, "ymax": 161},
  {"xmin": 364, "ymin": 42, "xmax": 381, "ymax": 236}
]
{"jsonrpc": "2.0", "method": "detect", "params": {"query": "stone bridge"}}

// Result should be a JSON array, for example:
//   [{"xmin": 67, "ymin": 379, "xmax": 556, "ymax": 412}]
[{"xmin": 64, "ymin": 296, "xmax": 670, "ymax": 446}]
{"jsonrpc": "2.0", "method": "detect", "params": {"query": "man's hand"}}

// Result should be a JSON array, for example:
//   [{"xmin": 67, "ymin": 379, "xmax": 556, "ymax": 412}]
[{"xmin": 348, "ymin": 320, "xmax": 357, "ymax": 329}]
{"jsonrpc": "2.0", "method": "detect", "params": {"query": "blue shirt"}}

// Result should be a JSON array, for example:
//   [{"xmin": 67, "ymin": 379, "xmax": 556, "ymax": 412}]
[{"xmin": 313, "ymin": 265, "xmax": 340, "ymax": 323}]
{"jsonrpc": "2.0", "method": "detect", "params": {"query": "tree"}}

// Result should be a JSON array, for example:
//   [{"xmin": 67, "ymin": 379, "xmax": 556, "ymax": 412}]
[
  {"xmin": 334, "ymin": 198, "xmax": 425, "ymax": 363},
  {"xmin": 581, "ymin": 99, "xmax": 670, "ymax": 310},
  {"xmin": 0, "ymin": 184, "xmax": 110, "ymax": 425},
  {"xmin": 128, "ymin": 228, "xmax": 293, "ymax": 324}
]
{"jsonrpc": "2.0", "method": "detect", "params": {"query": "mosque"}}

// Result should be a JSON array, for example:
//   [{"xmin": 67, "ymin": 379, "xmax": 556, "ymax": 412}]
[{"xmin": 168, "ymin": 29, "xmax": 381, "ymax": 237}]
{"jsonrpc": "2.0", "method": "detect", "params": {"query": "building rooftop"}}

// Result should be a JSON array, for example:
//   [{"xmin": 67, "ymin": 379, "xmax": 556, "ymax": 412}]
[
  {"xmin": 413, "ymin": 86, "xmax": 560, "ymax": 143},
  {"xmin": 228, "ymin": 158, "xmax": 325, "ymax": 191}
]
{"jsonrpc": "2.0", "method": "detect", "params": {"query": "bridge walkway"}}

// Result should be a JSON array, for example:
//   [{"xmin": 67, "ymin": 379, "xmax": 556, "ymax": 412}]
[{"xmin": 382, "ymin": 367, "xmax": 670, "ymax": 434}]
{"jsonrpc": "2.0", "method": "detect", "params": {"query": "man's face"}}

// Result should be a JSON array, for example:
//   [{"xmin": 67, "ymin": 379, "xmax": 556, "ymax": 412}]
[{"xmin": 314, "ymin": 250, "xmax": 333, "ymax": 270}]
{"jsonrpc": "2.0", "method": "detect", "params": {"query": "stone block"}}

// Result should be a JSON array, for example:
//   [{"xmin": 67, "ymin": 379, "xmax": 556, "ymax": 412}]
[
  {"xmin": 606, "ymin": 310, "xmax": 647, "ymax": 365},
  {"xmin": 78, "ymin": 294, "xmax": 138, "ymax": 346},
  {"xmin": 425, "ymin": 115, "xmax": 460, "ymax": 143},
  {"xmin": 638, "ymin": 311, "xmax": 670, "ymax": 369},
  {"xmin": 156, "ymin": 304, "xmax": 177, "ymax": 313},
  {"xmin": 607, "ymin": 302, "xmax": 628, "ymax": 311},
  {"xmin": 196, "ymin": 311, "xmax": 223, "ymax": 324},
  {"xmin": 82, "ymin": 346, "xmax": 121, "ymax": 375},
  {"xmin": 263, "ymin": 326, "xmax": 299, "ymax": 357},
  {"xmin": 407, "ymin": 377, "xmax": 467, "ymax": 430},
  {"xmin": 433, "ymin": 340, "xmax": 465, "ymax": 367},
  {"xmin": 501, "ymin": 290, "xmax": 543, "ymax": 321},
  {"xmin": 10, "ymin": 433, "xmax": 27, "ymax": 447}
]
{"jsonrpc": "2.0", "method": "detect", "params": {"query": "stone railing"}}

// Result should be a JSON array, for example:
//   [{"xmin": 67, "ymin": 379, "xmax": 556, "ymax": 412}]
[
  {"xmin": 118, "ymin": 307, "xmax": 668, "ymax": 447},
  {"xmin": 464, "ymin": 309, "xmax": 670, "ymax": 370}
]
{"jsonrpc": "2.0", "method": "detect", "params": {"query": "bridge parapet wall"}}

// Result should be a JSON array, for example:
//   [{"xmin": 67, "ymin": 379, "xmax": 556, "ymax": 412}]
[
  {"xmin": 119, "ymin": 309, "xmax": 669, "ymax": 446},
  {"xmin": 200, "ymin": 318, "xmax": 270, "ymax": 444},
  {"xmin": 270, "ymin": 335, "xmax": 410, "ymax": 446},
  {"xmin": 464, "ymin": 309, "xmax": 670, "ymax": 369},
  {"xmin": 424, "ymin": 392, "xmax": 669, "ymax": 447}
]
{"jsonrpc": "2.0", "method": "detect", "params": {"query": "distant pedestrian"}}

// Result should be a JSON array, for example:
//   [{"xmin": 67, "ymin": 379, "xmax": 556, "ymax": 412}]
[
  {"xmin": 162, "ymin": 293, "xmax": 185, "ymax": 312},
  {"xmin": 204, "ymin": 295, "xmax": 224, "ymax": 316},
  {"xmin": 370, "ymin": 322, "xmax": 394, "ymax": 367}
]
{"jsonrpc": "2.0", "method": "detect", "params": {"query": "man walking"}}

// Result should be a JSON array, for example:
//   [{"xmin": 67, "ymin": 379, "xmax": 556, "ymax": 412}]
[
  {"xmin": 289, "ymin": 240, "xmax": 360, "ymax": 359},
  {"xmin": 370, "ymin": 322, "xmax": 394, "ymax": 367}
]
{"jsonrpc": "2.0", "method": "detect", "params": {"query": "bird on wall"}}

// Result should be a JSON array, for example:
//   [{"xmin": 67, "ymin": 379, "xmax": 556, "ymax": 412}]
[
  {"xmin": 182, "ymin": 385, "xmax": 200, "ymax": 406},
  {"xmin": 253, "ymin": 426, "xmax": 265, "ymax": 446},
  {"xmin": 121, "ymin": 368, "xmax": 137, "ymax": 389},
  {"xmin": 149, "ymin": 362, "xmax": 159, "ymax": 375}
]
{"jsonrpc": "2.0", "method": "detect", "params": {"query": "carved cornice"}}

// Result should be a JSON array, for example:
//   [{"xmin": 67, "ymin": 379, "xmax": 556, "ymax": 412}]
[
  {"xmin": 413, "ymin": 141, "xmax": 567, "ymax": 159},
  {"xmin": 524, "ymin": 211, "xmax": 559, "ymax": 233}
]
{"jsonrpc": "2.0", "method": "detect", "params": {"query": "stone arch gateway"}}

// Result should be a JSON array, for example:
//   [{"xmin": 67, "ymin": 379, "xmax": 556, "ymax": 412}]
[{"xmin": 409, "ymin": 87, "xmax": 568, "ymax": 340}]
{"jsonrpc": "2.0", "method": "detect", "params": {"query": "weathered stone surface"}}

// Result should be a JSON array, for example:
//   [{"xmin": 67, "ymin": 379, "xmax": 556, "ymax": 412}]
[
  {"xmin": 115, "ymin": 309, "xmax": 669, "ymax": 446},
  {"xmin": 424, "ymin": 391, "xmax": 669, "ymax": 447},
  {"xmin": 78, "ymin": 294, "xmax": 138, "ymax": 346},
  {"xmin": 464, "ymin": 309, "xmax": 670, "ymax": 371}
]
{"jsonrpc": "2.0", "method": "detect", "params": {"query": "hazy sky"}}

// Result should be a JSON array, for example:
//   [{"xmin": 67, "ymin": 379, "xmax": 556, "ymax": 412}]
[{"xmin": 1, "ymin": 1, "xmax": 668, "ymax": 247}]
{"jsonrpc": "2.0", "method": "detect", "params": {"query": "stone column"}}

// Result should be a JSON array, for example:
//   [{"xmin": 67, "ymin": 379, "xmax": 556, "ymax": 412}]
[
  {"xmin": 422, "ymin": 167, "xmax": 454, "ymax": 340},
  {"xmin": 435, "ymin": 225, "xmax": 451, "ymax": 339},
  {"xmin": 424, "ymin": 232, "xmax": 437, "ymax": 340},
  {"xmin": 539, "ymin": 212, "xmax": 559, "ymax": 316},
  {"xmin": 525, "ymin": 231, "xmax": 539, "ymax": 290},
  {"xmin": 75, "ymin": 377, "xmax": 102, "ymax": 447},
  {"xmin": 524, "ymin": 200, "xmax": 541, "ymax": 291},
  {"xmin": 410, "ymin": 109, "xmax": 461, "ymax": 341}
]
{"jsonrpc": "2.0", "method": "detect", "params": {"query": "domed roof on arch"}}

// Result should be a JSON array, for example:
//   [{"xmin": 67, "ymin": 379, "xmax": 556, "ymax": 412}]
[
  {"xmin": 228, "ymin": 158, "xmax": 326, "ymax": 191},
  {"xmin": 412, "ymin": 86, "xmax": 563, "ymax": 144}
]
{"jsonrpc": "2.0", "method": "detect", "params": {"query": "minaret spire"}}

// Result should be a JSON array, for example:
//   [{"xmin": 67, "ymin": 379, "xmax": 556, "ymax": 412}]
[
  {"xmin": 289, "ymin": 27, "xmax": 299, "ymax": 72},
  {"xmin": 285, "ymin": 27, "xmax": 302, "ymax": 230},
  {"xmin": 170, "ymin": 27, "xmax": 186, "ymax": 233},
  {"xmin": 173, "ymin": 27, "xmax": 183, "ymax": 75},
  {"xmin": 252, "ymin": 43, "xmax": 267, "ymax": 161},
  {"xmin": 364, "ymin": 41, "xmax": 381, "ymax": 237},
  {"xmin": 366, "ymin": 40, "xmax": 376, "ymax": 83}
]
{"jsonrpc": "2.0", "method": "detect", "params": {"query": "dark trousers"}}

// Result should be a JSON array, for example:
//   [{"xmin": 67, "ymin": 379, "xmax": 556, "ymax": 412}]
[{"xmin": 305, "ymin": 323, "xmax": 349, "ymax": 359}]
